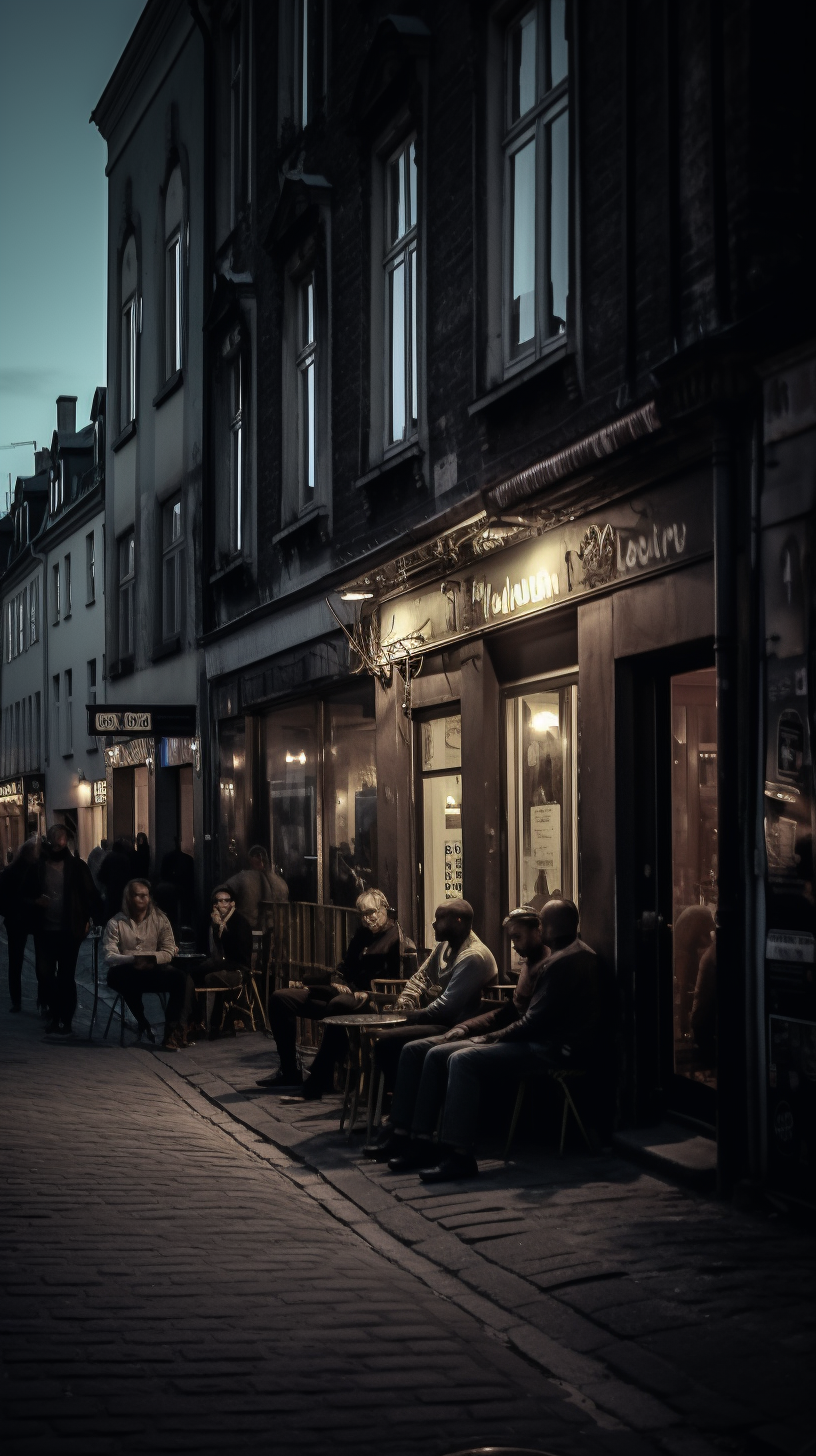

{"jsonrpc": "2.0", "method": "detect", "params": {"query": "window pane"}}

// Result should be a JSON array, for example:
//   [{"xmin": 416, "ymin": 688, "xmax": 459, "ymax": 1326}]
[
  {"xmin": 306, "ymin": 279, "xmax": 314, "ymax": 346},
  {"xmin": 305, "ymin": 358, "xmax": 315, "ymax": 490},
  {"xmin": 511, "ymin": 138, "xmax": 536, "ymax": 351},
  {"xmin": 510, "ymin": 9, "xmax": 537, "ymax": 122},
  {"xmin": 549, "ymin": 110, "xmax": 569, "ymax": 334},
  {"xmin": 549, "ymin": 0, "xmax": 568, "ymax": 88},
  {"xmin": 301, "ymin": 0, "xmax": 309, "ymax": 122},
  {"xmin": 219, "ymin": 718, "xmax": 247, "ymax": 879},
  {"xmin": 390, "ymin": 150, "xmax": 406, "ymax": 244},
  {"xmin": 421, "ymin": 714, "xmax": 462, "ymax": 771},
  {"xmin": 390, "ymin": 260, "xmax": 406, "ymax": 442},
  {"xmin": 121, "ymin": 304, "xmax": 132, "ymax": 428},
  {"xmin": 264, "ymin": 701, "xmax": 319, "ymax": 903},
  {"xmin": 232, "ymin": 422, "xmax": 243, "ymax": 552},
  {"xmin": 409, "ymin": 140, "xmax": 417, "ymax": 229},
  {"xmin": 505, "ymin": 687, "xmax": 578, "ymax": 928},
  {"xmin": 422, "ymin": 773, "xmax": 463, "ymax": 951},
  {"xmin": 671, "ymin": 669, "xmax": 718, "ymax": 1089},
  {"xmin": 324, "ymin": 684, "xmax": 378, "ymax": 905},
  {"xmin": 410, "ymin": 247, "xmax": 418, "ymax": 425},
  {"xmin": 173, "ymin": 238, "xmax": 182, "ymax": 371}
]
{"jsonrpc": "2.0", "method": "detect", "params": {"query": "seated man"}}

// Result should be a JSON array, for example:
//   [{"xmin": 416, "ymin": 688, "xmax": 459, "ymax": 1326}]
[
  {"xmin": 196, "ymin": 885, "xmax": 254, "ymax": 1039},
  {"xmin": 256, "ymin": 888, "xmax": 406, "ymax": 1092},
  {"xmin": 104, "ymin": 879, "xmax": 190, "ymax": 1049},
  {"xmin": 365, "ymin": 899, "xmax": 499, "ymax": 1098},
  {"xmin": 367, "ymin": 898, "xmax": 600, "ymax": 1182}
]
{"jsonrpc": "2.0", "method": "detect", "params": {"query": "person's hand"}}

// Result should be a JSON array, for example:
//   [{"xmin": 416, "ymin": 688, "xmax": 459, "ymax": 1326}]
[
  {"xmin": 444, "ymin": 1026, "xmax": 468, "ymax": 1041},
  {"xmin": 470, "ymin": 1034, "xmax": 495, "ymax": 1045},
  {"xmin": 395, "ymin": 995, "xmax": 412, "ymax": 1010},
  {"xmin": 334, "ymin": 983, "xmax": 352, "ymax": 996}
]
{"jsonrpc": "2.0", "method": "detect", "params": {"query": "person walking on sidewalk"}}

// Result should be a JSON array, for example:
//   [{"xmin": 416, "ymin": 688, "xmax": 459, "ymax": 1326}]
[
  {"xmin": 30, "ymin": 825, "xmax": 102, "ymax": 1036},
  {"xmin": 103, "ymin": 879, "xmax": 191, "ymax": 1049},
  {"xmin": 0, "ymin": 838, "xmax": 40, "ymax": 1013}
]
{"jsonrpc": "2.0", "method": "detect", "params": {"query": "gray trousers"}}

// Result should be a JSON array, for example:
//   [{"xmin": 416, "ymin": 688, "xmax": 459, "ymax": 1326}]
[{"xmin": 390, "ymin": 1035, "xmax": 558, "ymax": 1152}]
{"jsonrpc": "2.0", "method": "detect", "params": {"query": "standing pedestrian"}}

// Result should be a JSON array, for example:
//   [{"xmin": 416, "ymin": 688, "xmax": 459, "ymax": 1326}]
[
  {"xmin": 0, "ymin": 838, "xmax": 40, "ymax": 1013},
  {"xmin": 98, "ymin": 838, "xmax": 135, "ymax": 923},
  {"xmin": 134, "ymin": 832, "xmax": 151, "ymax": 879},
  {"xmin": 86, "ymin": 838, "xmax": 109, "ymax": 891},
  {"xmin": 31, "ymin": 825, "xmax": 102, "ymax": 1036}
]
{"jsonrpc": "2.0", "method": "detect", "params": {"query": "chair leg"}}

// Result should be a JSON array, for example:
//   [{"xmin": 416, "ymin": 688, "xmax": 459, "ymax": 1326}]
[
  {"xmin": 366, "ymin": 1064, "xmax": 378, "ymax": 1143},
  {"xmin": 559, "ymin": 1085, "xmax": 569, "ymax": 1155},
  {"xmin": 504, "ymin": 1081, "xmax": 527, "ymax": 1161},
  {"xmin": 374, "ymin": 1071, "xmax": 385, "ymax": 1132},
  {"xmin": 103, "ymin": 995, "xmax": 117, "ymax": 1041},
  {"xmin": 562, "ymin": 1081, "xmax": 593, "ymax": 1154},
  {"xmin": 339, "ymin": 1059, "xmax": 353, "ymax": 1133}
]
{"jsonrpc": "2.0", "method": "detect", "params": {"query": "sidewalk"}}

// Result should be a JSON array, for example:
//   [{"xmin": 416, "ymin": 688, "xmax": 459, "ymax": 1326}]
[{"xmin": 149, "ymin": 1028, "xmax": 816, "ymax": 1456}]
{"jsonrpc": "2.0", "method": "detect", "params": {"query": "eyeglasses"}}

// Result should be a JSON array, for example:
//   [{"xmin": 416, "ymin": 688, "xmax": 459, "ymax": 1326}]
[
  {"xmin": 361, "ymin": 909, "xmax": 382, "ymax": 920},
  {"xmin": 214, "ymin": 898, "xmax": 232, "ymax": 906}
]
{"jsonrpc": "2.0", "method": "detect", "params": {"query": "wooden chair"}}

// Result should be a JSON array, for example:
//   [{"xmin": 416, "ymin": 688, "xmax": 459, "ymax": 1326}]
[{"xmin": 504, "ymin": 1067, "xmax": 594, "ymax": 1160}]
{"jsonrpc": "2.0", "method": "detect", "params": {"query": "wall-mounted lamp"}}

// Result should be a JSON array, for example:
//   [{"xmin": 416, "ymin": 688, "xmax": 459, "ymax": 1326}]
[
  {"xmin": 285, "ymin": 751, "xmax": 307, "ymax": 765},
  {"xmin": 532, "ymin": 709, "xmax": 560, "ymax": 733},
  {"xmin": 76, "ymin": 772, "xmax": 92, "ymax": 808}
]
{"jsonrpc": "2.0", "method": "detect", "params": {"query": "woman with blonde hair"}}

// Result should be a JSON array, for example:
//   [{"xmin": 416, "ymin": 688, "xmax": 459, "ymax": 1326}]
[{"xmin": 103, "ymin": 879, "xmax": 192, "ymax": 1050}]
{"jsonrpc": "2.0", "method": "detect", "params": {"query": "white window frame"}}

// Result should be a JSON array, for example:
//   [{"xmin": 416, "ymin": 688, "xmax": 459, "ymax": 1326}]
[
  {"xmin": 52, "ymin": 563, "xmax": 60, "ymax": 626},
  {"xmin": 118, "ymin": 531, "xmax": 135, "ymax": 661},
  {"xmin": 297, "ymin": 276, "xmax": 317, "ymax": 499},
  {"xmin": 162, "ymin": 497, "xmax": 183, "ymax": 640},
  {"xmin": 86, "ymin": 532, "xmax": 95, "ymax": 604},
  {"xmin": 230, "ymin": 355, "xmax": 244, "ymax": 555},
  {"xmin": 64, "ymin": 554, "xmax": 72, "ymax": 618},
  {"xmin": 383, "ymin": 134, "xmax": 419, "ymax": 451},
  {"xmin": 166, "ymin": 231, "xmax": 182, "ymax": 378},
  {"xmin": 295, "ymin": 0, "xmax": 326, "ymax": 129}
]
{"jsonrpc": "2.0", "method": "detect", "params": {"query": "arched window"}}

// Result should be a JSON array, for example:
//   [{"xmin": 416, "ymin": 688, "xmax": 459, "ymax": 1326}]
[
  {"xmin": 164, "ymin": 166, "xmax": 183, "ymax": 379},
  {"xmin": 120, "ymin": 235, "xmax": 138, "ymax": 430}
]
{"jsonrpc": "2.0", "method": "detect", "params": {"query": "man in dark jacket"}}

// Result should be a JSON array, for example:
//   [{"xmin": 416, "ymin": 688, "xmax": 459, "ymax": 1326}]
[
  {"xmin": 257, "ymin": 888, "xmax": 409, "ymax": 1092},
  {"xmin": 372, "ymin": 898, "xmax": 601, "ymax": 1182},
  {"xmin": 198, "ymin": 885, "xmax": 254, "ymax": 1038},
  {"xmin": 30, "ymin": 825, "xmax": 102, "ymax": 1035}
]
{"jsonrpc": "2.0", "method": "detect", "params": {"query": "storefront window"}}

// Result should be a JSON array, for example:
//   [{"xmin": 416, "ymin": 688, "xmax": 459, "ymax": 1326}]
[
  {"xmin": 670, "ymin": 668, "xmax": 717, "ymax": 1089},
  {"xmin": 219, "ymin": 719, "xmax": 246, "ymax": 879},
  {"xmin": 506, "ymin": 683, "xmax": 578, "ymax": 917},
  {"xmin": 264, "ymin": 701, "xmax": 319, "ymax": 903},
  {"xmin": 324, "ymin": 685, "xmax": 377, "ymax": 905},
  {"xmin": 420, "ymin": 714, "xmax": 463, "ymax": 949}
]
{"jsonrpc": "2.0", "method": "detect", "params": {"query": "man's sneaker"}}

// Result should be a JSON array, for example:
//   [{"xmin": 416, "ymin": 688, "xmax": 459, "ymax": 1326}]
[
  {"xmin": 55, "ymin": 1024, "xmax": 73, "ymax": 1037},
  {"xmin": 362, "ymin": 1128, "xmax": 409, "ymax": 1162},
  {"xmin": 418, "ymin": 1151, "xmax": 479, "ymax": 1183},
  {"xmin": 387, "ymin": 1138, "xmax": 436, "ymax": 1174},
  {"xmin": 255, "ymin": 1070, "xmax": 303, "ymax": 1091},
  {"xmin": 280, "ymin": 1077, "xmax": 324, "ymax": 1103}
]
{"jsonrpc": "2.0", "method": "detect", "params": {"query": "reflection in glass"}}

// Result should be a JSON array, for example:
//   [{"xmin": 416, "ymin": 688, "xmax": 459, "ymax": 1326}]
[
  {"xmin": 506, "ymin": 685, "xmax": 577, "ymax": 914},
  {"xmin": 549, "ymin": 110, "xmax": 569, "ymax": 332},
  {"xmin": 324, "ymin": 685, "xmax": 378, "ymax": 906},
  {"xmin": 512, "ymin": 139, "xmax": 536, "ymax": 351},
  {"xmin": 671, "ymin": 668, "xmax": 717, "ymax": 1088},
  {"xmin": 390, "ymin": 150, "xmax": 405, "ymax": 243},
  {"xmin": 510, "ymin": 9, "xmax": 537, "ymax": 121},
  {"xmin": 219, "ymin": 719, "xmax": 246, "ymax": 879},
  {"xmin": 550, "ymin": 0, "xmax": 568, "ymax": 87},
  {"xmin": 421, "ymin": 715, "xmax": 463, "ymax": 948},
  {"xmin": 264, "ymin": 701, "xmax": 319, "ymax": 903}
]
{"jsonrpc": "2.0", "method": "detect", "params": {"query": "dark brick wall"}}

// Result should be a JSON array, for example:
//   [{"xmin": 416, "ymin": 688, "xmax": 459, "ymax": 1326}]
[{"xmin": 205, "ymin": 0, "xmax": 816, "ymax": 636}]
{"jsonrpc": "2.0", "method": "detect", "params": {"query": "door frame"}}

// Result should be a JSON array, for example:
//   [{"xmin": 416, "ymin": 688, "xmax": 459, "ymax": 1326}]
[{"xmin": 616, "ymin": 636, "xmax": 717, "ymax": 1128}]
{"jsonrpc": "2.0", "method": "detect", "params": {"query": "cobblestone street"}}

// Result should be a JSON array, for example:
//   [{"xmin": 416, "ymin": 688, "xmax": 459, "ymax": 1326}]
[{"xmin": 2, "ymin": 953, "xmax": 815, "ymax": 1456}]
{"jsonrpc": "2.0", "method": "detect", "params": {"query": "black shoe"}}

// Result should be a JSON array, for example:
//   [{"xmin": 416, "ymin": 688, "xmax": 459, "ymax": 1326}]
[
  {"xmin": 9, "ymin": 1003, "xmax": 21, "ymax": 1013},
  {"xmin": 387, "ymin": 1139, "xmax": 436, "ymax": 1174},
  {"xmin": 45, "ymin": 1019, "xmax": 60, "ymax": 1035},
  {"xmin": 56, "ymin": 1023, "xmax": 73, "ymax": 1037},
  {"xmin": 362, "ymin": 1128, "xmax": 408, "ymax": 1162},
  {"xmin": 137, "ymin": 1020, "xmax": 156, "ymax": 1044},
  {"xmin": 280, "ymin": 1077, "xmax": 324, "ymax": 1103},
  {"xmin": 418, "ymin": 1152, "xmax": 479, "ymax": 1183},
  {"xmin": 255, "ymin": 1070, "xmax": 303, "ymax": 1091}
]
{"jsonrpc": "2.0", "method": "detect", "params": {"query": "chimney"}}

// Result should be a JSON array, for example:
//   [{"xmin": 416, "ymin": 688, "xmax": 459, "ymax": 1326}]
[
  {"xmin": 34, "ymin": 449, "xmax": 51, "ymax": 475},
  {"xmin": 56, "ymin": 395, "xmax": 77, "ymax": 436}
]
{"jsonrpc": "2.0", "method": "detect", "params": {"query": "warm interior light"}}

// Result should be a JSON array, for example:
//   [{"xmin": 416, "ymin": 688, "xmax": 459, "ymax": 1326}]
[
  {"xmin": 340, "ymin": 590, "xmax": 374, "ymax": 601},
  {"xmin": 286, "ymin": 751, "xmax": 307, "ymax": 765},
  {"xmin": 77, "ymin": 778, "xmax": 92, "ymax": 808},
  {"xmin": 532, "ymin": 709, "xmax": 560, "ymax": 733}
]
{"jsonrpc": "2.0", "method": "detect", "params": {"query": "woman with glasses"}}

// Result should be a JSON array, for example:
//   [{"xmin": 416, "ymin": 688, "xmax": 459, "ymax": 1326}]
[
  {"xmin": 197, "ymin": 886, "xmax": 254, "ymax": 1039},
  {"xmin": 257, "ymin": 888, "xmax": 410, "ymax": 1095}
]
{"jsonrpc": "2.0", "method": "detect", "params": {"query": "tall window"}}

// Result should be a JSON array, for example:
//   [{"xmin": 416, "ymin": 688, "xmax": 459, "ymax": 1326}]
[
  {"xmin": 298, "ymin": 277, "xmax": 317, "ymax": 496},
  {"xmin": 120, "ymin": 235, "xmax": 138, "ymax": 429},
  {"xmin": 63, "ymin": 670, "xmax": 73, "ymax": 757},
  {"xmin": 165, "ymin": 165, "xmax": 183, "ymax": 378},
  {"xmin": 87, "ymin": 659, "xmax": 97, "ymax": 749},
  {"xmin": 296, "ymin": 0, "xmax": 325, "ymax": 128},
  {"xmin": 52, "ymin": 564, "xmax": 60, "ymax": 625},
  {"xmin": 162, "ymin": 498, "xmax": 183, "ymax": 639},
  {"xmin": 85, "ymin": 532, "xmax": 95, "ymax": 604},
  {"xmin": 504, "ymin": 0, "xmax": 569, "ymax": 365},
  {"xmin": 230, "ymin": 12, "xmax": 244, "ymax": 223},
  {"xmin": 118, "ymin": 531, "xmax": 135, "ymax": 660},
  {"xmin": 29, "ymin": 577, "xmax": 39, "ymax": 643},
  {"xmin": 384, "ymin": 136, "xmax": 418, "ymax": 447},
  {"xmin": 64, "ymin": 554, "xmax": 72, "ymax": 617},
  {"xmin": 230, "ymin": 356, "xmax": 244, "ymax": 554}
]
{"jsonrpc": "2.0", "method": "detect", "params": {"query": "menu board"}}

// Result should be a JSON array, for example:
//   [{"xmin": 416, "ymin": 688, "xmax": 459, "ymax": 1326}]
[
  {"xmin": 531, "ymin": 803, "xmax": 561, "ymax": 893},
  {"xmin": 444, "ymin": 835, "xmax": 463, "ymax": 898}
]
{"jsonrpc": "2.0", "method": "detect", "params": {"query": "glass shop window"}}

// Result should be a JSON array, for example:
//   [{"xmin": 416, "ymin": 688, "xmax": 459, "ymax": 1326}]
[
  {"xmin": 420, "ymin": 714, "xmax": 463, "ymax": 951},
  {"xmin": 324, "ymin": 685, "xmax": 378, "ymax": 906},
  {"xmin": 505, "ymin": 682, "xmax": 578, "ymax": 919},
  {"xmin": 218, "ymin": 718, "xmax": 247, "ymax": 880},
  {"xmin": 264, "ymin": 701, "xmax": 319, "ymax": 903},
  {"xmin": 671, "ymin": 668, "xmax": 718, "ymax": 1089}
]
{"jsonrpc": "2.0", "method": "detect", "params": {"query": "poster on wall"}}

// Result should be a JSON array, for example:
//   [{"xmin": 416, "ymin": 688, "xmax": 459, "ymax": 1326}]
[
  {"xmin": 444, "ymin": 836, "xmax": 463, "ymax": 899},
  {"xmin": 531, "ymin": 803, "xmax": 561, "ymax": 895}
]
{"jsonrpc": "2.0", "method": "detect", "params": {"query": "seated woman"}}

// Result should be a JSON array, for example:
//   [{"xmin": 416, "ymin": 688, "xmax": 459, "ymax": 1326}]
[
  {"xmin": 103, "ymin": 879, "xmax": 190, "ymax": 1050},
  {"xmin": 197, "ymin": 886, "xmax": 254, "ymax": 1039}
]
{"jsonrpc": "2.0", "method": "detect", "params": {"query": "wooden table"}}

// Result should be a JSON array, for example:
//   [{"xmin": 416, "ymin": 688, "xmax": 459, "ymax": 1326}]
[{"xmin": 327, "ymin": 1013, "xmax": 408, "ymax": 1138}]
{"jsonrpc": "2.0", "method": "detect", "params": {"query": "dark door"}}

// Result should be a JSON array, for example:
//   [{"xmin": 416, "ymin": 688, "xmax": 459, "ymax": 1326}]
[
  {"xmin": 619, "ymin": 646, "xmax": 718, "ymax": 1128},
  {"xmin": 111, "ymin": 766, "xmax": 135, "ymax": 843}
]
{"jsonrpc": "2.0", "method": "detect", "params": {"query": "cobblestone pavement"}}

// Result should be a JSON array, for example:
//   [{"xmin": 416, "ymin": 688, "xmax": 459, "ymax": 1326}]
[{"xmin": 3, "ymin": 949, "xmax": 816, "ymax": 1456}]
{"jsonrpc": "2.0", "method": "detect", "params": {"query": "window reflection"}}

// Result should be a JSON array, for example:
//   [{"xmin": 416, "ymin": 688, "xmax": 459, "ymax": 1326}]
[
  {"xmin": 421, "ymin": 715, "xmax": 463, "ymax": 949},
  {"xmin": 324, "ymin": 685, "xmax": 378, "ymax": 906},
  {"xmin": 219, "ymin": 719, "xmax": 246, "ymax": 879},
  {"xmin": 506, "ymin": 684, "xmax": 577, "ymax": 913},
  {"xmin": 264, "ymin": 702, "xmax": 319, "ymax": 903}
]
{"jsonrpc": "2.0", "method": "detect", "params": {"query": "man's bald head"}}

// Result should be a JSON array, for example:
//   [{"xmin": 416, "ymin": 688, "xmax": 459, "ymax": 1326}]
[{"xmin": 539, "ymin": 898, "xmax": 579, "ymax": 949}]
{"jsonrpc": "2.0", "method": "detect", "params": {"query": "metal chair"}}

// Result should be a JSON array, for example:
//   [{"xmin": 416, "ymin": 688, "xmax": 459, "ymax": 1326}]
[{"xmin": 504, "ymin": 1067, "xmax": 593, "ymax": 1160}]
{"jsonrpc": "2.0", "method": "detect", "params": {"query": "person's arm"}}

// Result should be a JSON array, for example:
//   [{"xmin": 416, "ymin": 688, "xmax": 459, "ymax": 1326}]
[
  {"xmin": 102, "ymin": 917, "xmax": 132, "ymax": 967},
  {"xmin": 153, "ymin": 914, "xmax": 177, "ymax": 966},
  {"xmin": 488, "ymin": 967, "xmax": 559, "ymax": 1043},
  {"xmin": 450, "ymin": 999, "xmax": 518, "ymax": 1039},
  {"xmin": 396, "ymin": 947, "xmax": 438, "ymax": 1009},
  {"xmin": 416, "ymin": 950, "xmax": 498, "ymax": 1024}
]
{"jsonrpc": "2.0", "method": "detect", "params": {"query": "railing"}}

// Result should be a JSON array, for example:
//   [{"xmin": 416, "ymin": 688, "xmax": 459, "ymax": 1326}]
[{"xmin": 268, "ymin": 901, "xmax": 362, "ymax": 992}]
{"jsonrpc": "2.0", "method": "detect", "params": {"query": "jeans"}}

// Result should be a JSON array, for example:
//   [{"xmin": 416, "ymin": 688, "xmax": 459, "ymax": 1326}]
[
  {"xmin": 5, "ymin": 924, "xmax": 28, "ymax": 1008},
  {"xmin": 394, "ymin": 1036, "xmax": 560, "ymax": 1151},
  {"xmin": 371, "ymin": 1023, "xmax": 449, "ymax": 1095},
  {"xmin": 268, "ymin": 986, "xmax": 360, "ymax": 1080},
  {"xmin": 106, "ymin": 965, "xmax": 195, "ymax": 1037},
  {"xmin": 34, "ymin": 931, "xmax": 82, "ymax": 1026}
]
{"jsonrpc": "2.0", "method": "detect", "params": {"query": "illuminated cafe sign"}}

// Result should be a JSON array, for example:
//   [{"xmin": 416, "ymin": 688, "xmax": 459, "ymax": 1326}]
[
  {"xmin": 0, "ymin": 778, "xmax": 23, "ymax": 800},
  {"xmin": 376, "ymin": 475, "xmax": 713, "ymax": 660},
  {"xmin": 87, "ymin": 704, "xmax": 197, "ymax": 738},
  {"xmin": 92, "ymin": 779, "xmax": 107, "ymax": 805}
]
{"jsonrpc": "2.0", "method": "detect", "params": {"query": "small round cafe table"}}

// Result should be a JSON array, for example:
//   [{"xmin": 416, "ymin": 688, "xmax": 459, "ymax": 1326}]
[{"xmin": 326, "ymin": 1013, "xmax": 408, "ymax": 1138}]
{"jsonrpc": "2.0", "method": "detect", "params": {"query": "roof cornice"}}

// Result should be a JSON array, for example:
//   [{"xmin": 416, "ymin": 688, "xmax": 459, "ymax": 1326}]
[{"xmin": 91, "ymin": 0, "xmax": 193, "ymax": 145}]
